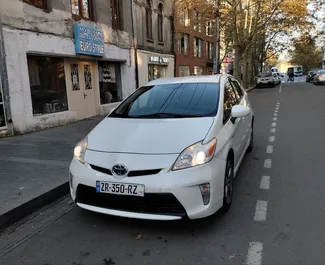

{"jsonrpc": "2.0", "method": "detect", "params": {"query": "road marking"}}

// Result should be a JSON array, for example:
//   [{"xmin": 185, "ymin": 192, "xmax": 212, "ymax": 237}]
[
  {"xmin": 260, "ymin": 176, "xmax": 270, "ymax": 190},
  {"xmin": 266, "ymin": 145, "xmax": 273, "ymax": 154},
  {"xmin": 264, "ymin": 159, "xmax": 272, "ymax": 168},
  {"xmin": 270, "ymin": 128, "xmax": 276, "ymax": 133},
  {"xmin": 246, "ymin": 242, "xmax": 263, "ymax": 265},
  {"xmin": 274, "ymin": 113, "xmax": 278, "ymax": 117},
  {"xmin": 277, "ymin": 102, "xmax": 280, "ymax": 105},
  {"xmin": 275, "ymin": 109, "xmax": 278, "ymax": 113},
  {"xmin": 279, "ymin": 83, "xmax": 282, "ymax": 93},
  {"xmin": 271, "ymin": 122, "xmax": 276, "ymax": 127},
  {"xmin": 0, "ymin": 157, "xmax": 69, "ymax": 167},
  {"xmin": 273, "ymin": 117, "xmax": 277, "ymax": 121},
  {"xmin": 268, "ymin": 136, "xmax": 275, "ymax": 142},
  {"xmin": 254, "ymin": 200, "xmax": 268, "ymax": 222}
]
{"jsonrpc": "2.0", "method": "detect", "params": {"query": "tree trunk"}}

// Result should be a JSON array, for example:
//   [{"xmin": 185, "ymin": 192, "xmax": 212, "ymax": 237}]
[{"xmin": 233, "ymin": 46, "xmax": 243, "ymax": 82}]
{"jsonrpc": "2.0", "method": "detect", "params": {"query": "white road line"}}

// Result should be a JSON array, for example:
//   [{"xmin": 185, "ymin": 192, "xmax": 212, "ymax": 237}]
[
  {"xmin": 246, "ymin": 242, "xmax": 263, "ymax": 265},
  {"xmin": 273, "ymin": 117, "xmax": 277, "ymax": 121},
  {"xmin": 264, "ymin": 159, "xmax": 272, "ymax": 168},
  {"xmin": 275, "ymin": 109, "xmax": 278, "ymax": 113},
  {"xmin": 271, "ymin": 122, "xmax": 276, "ymax": 127},
  {"xmin": 260, "ymin": 176, "xmax": 270, "ymax": 190},
  {"xmin": 279, "ymin": 83, "xmax": 282, "ymax": 93},
  {"xmin": 254, "ymin": 200, "xmax": 268, "ymax": 222},
  {"xmin": 270, "ymin": 128, "xmax": 276, "ymax": 133},
  {"xmin": 268, "ymin": 136, "xmax": 275, "ymax": 142},
  {"xmin": 266, "ymin": 145, "xmax": 273, "ymax": 154},
  {"xmin": 274, "ymin": 113, "xmax": 278, "ymax": 117}
]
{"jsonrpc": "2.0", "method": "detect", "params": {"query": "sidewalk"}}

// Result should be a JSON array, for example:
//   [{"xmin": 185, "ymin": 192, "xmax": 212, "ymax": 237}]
[{"xmin": 0, "ymin": 116, "xmax": 104, "ymax": 228}]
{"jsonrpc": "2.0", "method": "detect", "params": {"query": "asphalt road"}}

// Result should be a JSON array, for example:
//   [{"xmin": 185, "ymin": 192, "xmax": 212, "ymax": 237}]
[{"xmin": 1, "ymin": 78, "xmax": 325, "ymax": 265}]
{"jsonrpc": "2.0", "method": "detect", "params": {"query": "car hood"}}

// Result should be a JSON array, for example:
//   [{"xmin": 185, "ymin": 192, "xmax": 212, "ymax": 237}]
[{"xmin": 87, "ymin": 117, "xmax": 214, "ymax": 154}]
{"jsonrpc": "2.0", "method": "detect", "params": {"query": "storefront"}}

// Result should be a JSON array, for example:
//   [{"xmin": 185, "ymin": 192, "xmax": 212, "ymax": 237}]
[
  {"xmin": 3, "ymin": 23, "xmax": 135, "ymax": 134},
  {"xmin": 137, "ymin": 50, "xmax": 175, "ymax": 87}
]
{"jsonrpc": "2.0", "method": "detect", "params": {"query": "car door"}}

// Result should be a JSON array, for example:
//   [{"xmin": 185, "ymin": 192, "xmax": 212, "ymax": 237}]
[
  {"xmin": 223, "ymin": 79, "xmax": 242, "ymax": 166},
  {"xmin": 230, "ymin": 78, "xmax": 252, "ymax": 154}
]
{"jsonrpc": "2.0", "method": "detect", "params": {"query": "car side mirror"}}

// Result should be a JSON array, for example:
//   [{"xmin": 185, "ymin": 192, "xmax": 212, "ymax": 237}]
[{"xmin": 231, "ymin": 105, "xmax": 251, "ymax": 118}]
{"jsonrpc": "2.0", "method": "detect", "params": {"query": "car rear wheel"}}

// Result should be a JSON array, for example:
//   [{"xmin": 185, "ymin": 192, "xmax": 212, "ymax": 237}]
[
  {"xmin": 221, "ymin": 158, "xmax": 234, "ymax": 212},
  {"xmin": 247, "ymin": 122, "xmax": 254, "ymax": 152}
]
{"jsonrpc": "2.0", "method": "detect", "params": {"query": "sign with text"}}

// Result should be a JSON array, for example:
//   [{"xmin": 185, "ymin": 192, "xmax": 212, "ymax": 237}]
[
  {"xmin": 74, "ymin": 24, "xmax": 105, "ymax": 57},
  {"xmin": 149, "ymin": 56, "xmax": 170, "ymax": 64}
]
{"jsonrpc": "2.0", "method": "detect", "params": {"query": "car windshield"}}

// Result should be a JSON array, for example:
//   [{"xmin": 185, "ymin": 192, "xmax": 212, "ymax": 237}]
[
  {"xmin": 258, "ymin": 72, "xmax": 272, "ymax": 77},
  {"xmin": 110, "ymin": 82, "xmax": 220, "ymax": 119},
  {"xmin": 319, "ymin": 70, "xmax": 325, "ymax": 75}
]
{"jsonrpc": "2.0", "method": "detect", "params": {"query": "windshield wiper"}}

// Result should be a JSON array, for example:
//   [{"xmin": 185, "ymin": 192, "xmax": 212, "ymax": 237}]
[{"xmin": 132, "ymin": 113, "xmax": 204, "ymax": 118}]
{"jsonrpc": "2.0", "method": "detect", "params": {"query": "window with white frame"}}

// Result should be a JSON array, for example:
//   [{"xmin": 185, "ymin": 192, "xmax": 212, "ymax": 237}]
[
  {"xmin": 194, "ymin": 37, "xmax": 203, "ymax": 57},
  {"xmin": 177, "ymin": 34, "xmax": 189, "ymax": 55}
]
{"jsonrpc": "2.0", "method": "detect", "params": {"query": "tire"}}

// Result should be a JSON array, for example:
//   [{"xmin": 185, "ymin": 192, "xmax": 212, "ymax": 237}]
[
  {"xmin": 221, "ymin": 158, "xmax": 234, "ymax": 212},
  {"xmin": 247, "ymin": 121, "xmax": 254, "ymax": 152}
]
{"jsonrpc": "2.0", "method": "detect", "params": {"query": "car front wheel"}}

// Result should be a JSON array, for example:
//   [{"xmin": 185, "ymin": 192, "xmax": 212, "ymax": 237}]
[{"xmin": 221, "ymin": 158, "xmax": 234, "ymax": 212}]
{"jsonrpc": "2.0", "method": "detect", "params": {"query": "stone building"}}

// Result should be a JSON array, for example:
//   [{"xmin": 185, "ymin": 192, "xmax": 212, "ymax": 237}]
[
  {"xmin": 133, "ymin": 0, "xmax": 175, "ymax": 87},
  {"xmin": 0, "ymin": 0, "xmax": 136, "ymax": 135}
]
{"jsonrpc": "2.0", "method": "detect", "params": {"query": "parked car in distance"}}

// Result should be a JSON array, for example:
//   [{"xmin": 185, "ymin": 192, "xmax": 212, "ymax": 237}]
[
  {"xmin": 306, "ymin": 68, "xmax": 321, "ymax": 82},
  {"xmin": 256, "ymin": 72, "xmax": 275, "ymax": 88},
  {"xmin": 69, "ymin": 75, "xmax": 254, "ymax": 220},
  {"xmin": 272, "ymin": 72, "xmax": 281, "ymax": 85},
  {"xmin": 313, "ymin": 70, "xmax": 325, "ymax": 85}
]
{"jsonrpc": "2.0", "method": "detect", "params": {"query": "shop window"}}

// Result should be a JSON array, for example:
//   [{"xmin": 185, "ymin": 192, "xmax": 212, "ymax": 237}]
[
  {"xmin": 157, "ymin": 3, "xmax": 164, "ymax": 42},
  {"xmin": 23, "ymin": 0, "xmax": 47, "ymax": 9},
  {"xmin": 146, "ymin": 0, "xmax": 153, "ymax": 39},
  {"xmin": 111, "ymin": 0, "xmax": 123, "ymax": 30},
  {"xmin": 0, "ymin": 89, "xmax": 6, "ymax": 128},
  {"xmin": 206, "ymin": 42, "xmax": 213, "ymax": 60},
  {"xmin": 98, "ymin": 62, "xmax": 122, "ymax": 104},
  {"xmin": 178, "ymin": 66, "xmax": 190, "ymax": 77},
  {"xmin": 71, "ymin": 0, "xmax": 93, "ymax": 20},
  {"xmin": 148, "ymin": 65, "xmax": 166, "ymax": 81},
  {"xmin": 70, "ymin": 64, "xmax": 80, "ymax": 91},
  {"xmin": 194, "ymin": 38, "xmax": 203, "ymax": 57},
  {"xmin": 177, "ymin": 34, "xmax": 189, "ymax": 55},
  {"xmin": 194, "ymin": 66, "xmax": 203, "ymax": 76},
  {"xmin": 27, "ymin": 56, "xmax": 69, "ymax": 115}
]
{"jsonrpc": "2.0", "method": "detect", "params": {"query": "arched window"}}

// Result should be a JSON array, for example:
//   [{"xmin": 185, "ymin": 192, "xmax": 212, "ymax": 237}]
[
  {"xmin": 146, "ymin": 0, "xmax": 152, "ymax": 39},
  {"xmin": 157, "ymin": 3, "xmax": 164, "ymax": 42}
]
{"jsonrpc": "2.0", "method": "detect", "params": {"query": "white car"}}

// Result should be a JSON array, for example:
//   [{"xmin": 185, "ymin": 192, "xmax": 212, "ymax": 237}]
[
  {"xmin": 69, "ymin": 75, "xmax": 254, "ymax": 220},
  {"xmin": 256, "ymin": 72, "xmax": 275, "ymax": 87},
  {"xmin": 314, "ymin": 70, "xmax": 325, "ymax": 85},
  {"xmin": 272, "ymin": 73, "xmax": 281, "ymax": 85}
]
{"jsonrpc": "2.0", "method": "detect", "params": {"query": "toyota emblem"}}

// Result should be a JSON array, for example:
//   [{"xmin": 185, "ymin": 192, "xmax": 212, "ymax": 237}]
[{"xmin": 112, "ymin": 164, "xmax": 128, "ymax": 176}]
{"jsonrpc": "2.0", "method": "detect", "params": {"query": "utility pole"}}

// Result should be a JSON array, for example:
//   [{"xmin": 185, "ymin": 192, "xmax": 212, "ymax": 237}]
[{"xmin": 213, "ymin": 0, "xmax": 221, "ymax": 74}]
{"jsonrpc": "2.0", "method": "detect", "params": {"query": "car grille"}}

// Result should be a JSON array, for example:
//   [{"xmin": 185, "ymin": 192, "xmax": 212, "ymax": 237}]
[
  {"xmin": 76, "ymin": 184, "xmax": 187, "ymax": 217},
  {"xmin": 89, "ymin": 164, "xmax": 162, "ymax": 177}
]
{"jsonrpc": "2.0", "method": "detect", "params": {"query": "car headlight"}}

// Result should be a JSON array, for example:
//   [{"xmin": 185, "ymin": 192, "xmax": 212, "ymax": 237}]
[
  {"xmin": 172, "ymin": 138, "xmax": 217, "ymax": 171},
  {"xmin": 74, "ymin": 138, "xmax": 88, "ymax": 164}
]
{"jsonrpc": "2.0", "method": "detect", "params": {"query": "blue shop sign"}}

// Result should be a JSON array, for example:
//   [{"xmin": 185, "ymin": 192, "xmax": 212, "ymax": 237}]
[{"xmin": 74, "ymin": 24, "xmax": 105, "ymax": 57}]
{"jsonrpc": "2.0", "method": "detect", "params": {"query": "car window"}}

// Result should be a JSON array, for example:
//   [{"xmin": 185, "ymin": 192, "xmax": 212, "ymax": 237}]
[
  {"xmin": 110, "ymin": 82, "xmax": 220, "ymax": 118},
  {"xmin": 223, "ymin": 80, "xmax": 237, "ymax": 124},
  {"xmin": 319, "ymin": 70, "xmax": 325, "ymax": 75},
  {"xmin": 230, "ymin": 79, "xmax": 244, "ymax": 103}
]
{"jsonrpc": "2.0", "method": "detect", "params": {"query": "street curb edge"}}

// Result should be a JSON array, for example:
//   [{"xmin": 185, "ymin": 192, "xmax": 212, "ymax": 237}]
[{"xmin": 0, "ymin": 182, "xmax": 69, "ymax": 230}]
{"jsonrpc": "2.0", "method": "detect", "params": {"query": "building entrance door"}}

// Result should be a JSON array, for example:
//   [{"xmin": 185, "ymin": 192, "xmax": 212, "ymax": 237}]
[{"xmin": 66, "ymin": 60, "xmax": 98, "ymax": 120}]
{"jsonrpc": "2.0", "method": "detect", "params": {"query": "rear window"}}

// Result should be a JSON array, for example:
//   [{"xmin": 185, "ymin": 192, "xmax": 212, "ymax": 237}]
[
  {"xmin": 110, "ymin": 83, "xmax": 220, "ymax": 118},
  {"xmin": 258, "ymin": 72, "xmax": 272, "ymax": 77}
]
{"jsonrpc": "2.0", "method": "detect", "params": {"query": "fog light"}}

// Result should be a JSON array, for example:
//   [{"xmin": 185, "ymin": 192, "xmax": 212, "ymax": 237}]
[
  {"xmin": 69, "ymin": 172, "xmax": 74, "ymax": 189},
  {"xmin": 199, "ymin": 183, "xmax": 210, "ymax": 205}
]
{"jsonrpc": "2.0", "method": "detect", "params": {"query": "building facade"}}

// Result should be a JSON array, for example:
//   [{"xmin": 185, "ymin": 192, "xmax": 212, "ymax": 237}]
[
  {"xmin": 174, "ymin": 9, "xmax": 216, "ymax": 77},
  {"xmin": 0, "ymin": 0, "xmax": 136, "ymax": 135},
  {"xmin": 133, "ymin": 0, "xmax": 175, "ymax": 87}
]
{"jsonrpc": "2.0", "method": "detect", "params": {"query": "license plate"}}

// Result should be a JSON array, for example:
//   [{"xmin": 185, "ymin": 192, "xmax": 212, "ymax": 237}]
[{"xmin": 96, "ymin": 181, "xmax": 145, "ymax": 197}]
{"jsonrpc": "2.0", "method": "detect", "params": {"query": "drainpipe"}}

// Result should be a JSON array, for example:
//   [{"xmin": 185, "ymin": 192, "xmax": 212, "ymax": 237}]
[
  {"xmin": 130, "ymin": 0, "xmax": 139, "ymax": 89},
  {"xmin": 0, "ymin": 13, "xmax": 12, "ymax": 131}
]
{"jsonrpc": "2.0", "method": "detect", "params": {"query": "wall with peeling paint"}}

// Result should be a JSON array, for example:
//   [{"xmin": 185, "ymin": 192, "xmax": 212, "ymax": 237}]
[{"xmin": 0, "ymin": 0, "xmax": 136, "ymax": 134}]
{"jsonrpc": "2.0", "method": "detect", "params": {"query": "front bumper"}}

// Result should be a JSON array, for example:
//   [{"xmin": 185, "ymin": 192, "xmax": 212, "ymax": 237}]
[{"xmin": 69, "ymin": 151, "xmax": 226, "ymax": 220}]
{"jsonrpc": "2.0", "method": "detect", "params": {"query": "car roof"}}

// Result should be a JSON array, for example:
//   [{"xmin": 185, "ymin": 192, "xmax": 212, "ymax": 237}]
[{"xmin": 144, "ymin": 75, "xmax": 225, "ymax": 86}]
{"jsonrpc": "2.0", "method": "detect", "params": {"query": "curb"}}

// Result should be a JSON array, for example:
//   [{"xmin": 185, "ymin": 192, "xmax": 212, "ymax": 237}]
[
  {"xmin": 0, "ymin": 182, "xmax": 69, "ymax": 229},
  {"xmin": 246, "ymin": 86, "xmax": 256, "ymax": 92}
]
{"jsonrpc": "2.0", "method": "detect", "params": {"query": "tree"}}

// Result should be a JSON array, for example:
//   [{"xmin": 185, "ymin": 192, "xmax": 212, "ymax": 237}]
[{"xmin": 290, "ymin": 33, "xmax": 323, "ymax": 72}]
